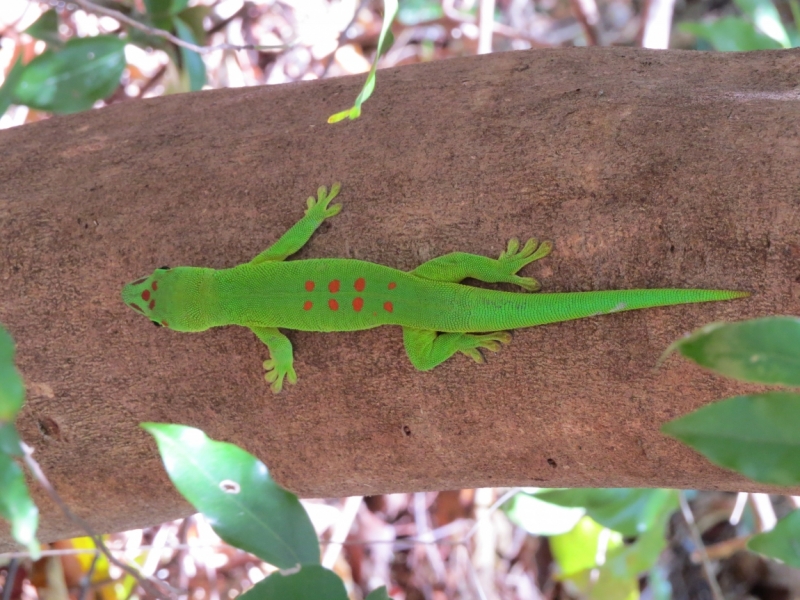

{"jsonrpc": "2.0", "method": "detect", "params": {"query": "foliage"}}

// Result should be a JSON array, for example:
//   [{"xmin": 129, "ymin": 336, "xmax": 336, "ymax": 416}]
[
  {"xmin": 680, "ymin": 0, "xmax": 800, "ymax": 50},
  {"xmin": 0, "ymin": 0, "xmax": 207, "ymax": 118},
  {"xmin": 328, "ymin": 0, "xmax": 399, "ymax": 123},
  {"xmin": 0, "ymin": 325, "xmax": 40, "ymax": 557},
  {"xmin": 663, "ymin": 316, "xmax": 800, "ymax": 567},
  {"xmin": 143, "ymin": 423, "xmax": 392, "ymax": 599},
  {"xmin": 508, "ymin": 488, "xmax": 678, "ymax": 598}
]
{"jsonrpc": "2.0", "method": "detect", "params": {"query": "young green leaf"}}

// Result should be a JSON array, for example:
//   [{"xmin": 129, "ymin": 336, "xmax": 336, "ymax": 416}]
[
  {"xmin": 662, "ymin": 392, "xmax": 800, "ymax": 486},
  {"xmin": 142, "ymin": 423, "xmax": 319, "ymax": 568},
  {"xmin": 241, "ymin": 565, "xmax": 348, "ymax": 600},
  {"xmin": 748, "ymin": 509, "xmax": 800, "ymax": 567},
  {"xmin": 550, "ymin": 516, "xmax": 623, "ymax": 577},
  {"xmin": 0, "ymin": 452, "xmax": 40, "ymax": 558},
  {"xmin": 663, "ymin": 317, "xmax": 800, "ymax": 386},
  {"xmin": 13, "ymin": 36, "xmax": 126, "ymax": 114},
  {"xmin": 534, "ymin": 488, "xmax": 678, "ymax": 537},
  {"xmin": 505, "ymin": 492, "xmax": 585, "ymax": 536},
  {"xmin": 328, "ymin": 0, "xmax": 399, "ymax": 123},
  {"xmin": 0, "ymin": 326, "xmax": 24, "ymax": 421}
]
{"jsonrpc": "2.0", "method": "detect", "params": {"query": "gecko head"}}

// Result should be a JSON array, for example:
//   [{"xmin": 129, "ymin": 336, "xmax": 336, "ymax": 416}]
[{"xmin": 122, "ymin": 266, "xmax": 213, "ymax": 332}]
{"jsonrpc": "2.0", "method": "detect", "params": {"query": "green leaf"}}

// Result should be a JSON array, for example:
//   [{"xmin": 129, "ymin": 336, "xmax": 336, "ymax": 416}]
[
  {"xmin": 663, "ymin": 317, "xmax": 800, "ymax": 386},
  {"xmin": 662, "ymin": 392, "xmax": 800, "ymax": 485},
  {"xmin": 534, "ymin": 488, "xmax": 678, "ymax": 537},
  {"xmin": 143, "ymin": 0, "xmax": 173, "ymax": 29},
  {"xmin": 175, "ymin": 6, "xmax": 210, "ymax": 45},
  {"xmin": 0, "ymin": 55, "xmax": 23, "ymax": 115},
  {"xmin": 397, "ymin": 0, "xmax": 444, "ymax": 25},
  {"xmin": 0, "ymin": 424, "xmax": 23, "ymax": 457},
  {"xmin": 506, "ymin": 492, "xmax": 585, "ymax": 536},
  {"xmin": 241, "ymin": 565, "xmax": 347, "ymax": 600},
  {"xmin": 0, "ymin": 326, "xmax": 25, "ymax": 421},
  {"xmin": 0, "ymin": 452, "xmax": 40, "ymax": 558},
  {"xmin": 328, "ymin": 0, "xmax": 398, "ymax": 122},
  {"xmin": 13, "ymin": 36, "xmax": 126, "ymax": 114},
  {"xmin": 748, "ymin": 510, "xmax": 800, "ymax": 566},
  {"xmin": 603, "ymin": 506, "xmax": 671, "ymax": 576},
  {"xmin": 733, "ymin": 0, "xmax": 791, "ymax": 46},
  {"xmin": 679, "ymin": 18, "xmax": 783, "ymax": 50},
  {"xmin": 364, "ymin": 586, "xmax": 392, "ymax": 600},
  {"xmin": 24, "ymin": 9, "xmax": 62, "ymax": 47},
  {"xmin": 142, "ymin": 423, "xmax": 319, "ymax": 568},
  {"xmin": 172, "ymin": 17, "xmax": 206, "ymax": 92}
]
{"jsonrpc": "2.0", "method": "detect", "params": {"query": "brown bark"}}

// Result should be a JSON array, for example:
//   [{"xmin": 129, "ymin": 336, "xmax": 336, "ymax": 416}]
[{"xmin": 1, "ymin": 47, "xmax": 798, "ymax": 548}]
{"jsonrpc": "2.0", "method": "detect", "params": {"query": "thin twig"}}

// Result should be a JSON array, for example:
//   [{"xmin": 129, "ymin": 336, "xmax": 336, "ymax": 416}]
[
  {"xmin": 59, "ymin": 0, "xmax": 290, "ymax": 54},
  {"xmin": 678, "ymin": 491, "xmax": 724, "ymax": 600},
  {"xmin": 20, "ymin": 443, "xmax": 175, "ymax": 600},
  {"xmin": 76, "ymin": 552, "xmax": 100, "ymax": 600},
  {"xmin": 463, "ymin": 487, "xmax": 520, "ymax": 542},
  {"xmin": 569, "ymin": 0, "xmax": 601, "ymax": 45},
  {"xmin": 1, "ymin": 559, "xmax": 19, "ymax": 600}
]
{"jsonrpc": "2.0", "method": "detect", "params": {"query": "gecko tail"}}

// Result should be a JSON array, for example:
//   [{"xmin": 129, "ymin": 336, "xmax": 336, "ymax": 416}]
[{"xmin": 466, "ymin": 288, "xmax": 749, "ymax": 331}]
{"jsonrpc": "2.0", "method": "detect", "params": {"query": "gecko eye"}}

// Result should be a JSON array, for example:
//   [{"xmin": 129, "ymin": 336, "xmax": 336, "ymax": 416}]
[
  {"xmin": 152, "ymin": 321, "xmax": 162, "ymax": 327},
  {"xmin": 159, "ymin": 265, "xmax": 170, "ymax": 270}
]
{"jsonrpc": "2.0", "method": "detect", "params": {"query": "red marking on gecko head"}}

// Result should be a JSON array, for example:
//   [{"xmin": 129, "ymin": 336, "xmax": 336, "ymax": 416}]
[
  {"xmin": 303, "ymin": 301, "xmax": 313, "ymax": 311},
  {"xmin": 151, "ymin": 281, "xmax": 158, "ymax": 291},
  {"xmin": 329, "ymin": 299, "xmax": 339, "ymax": 311},
  {"xmin": 329, "ymin": 280, "xmax": 340, "ymax": 293},
  {"xmin": 161, "ymin": 320, "xmax": 168, "ymax": 327},
  {"xmin": 130, "ymin": 303, "xmax": 144, "ymax": 313},
  {"xmin": 383, "ymin": 301, "xmax": 394, "ymax": 313},
  {"xmin": 353, "ymin": 297, "xmax": 364, "ymax": 312},
  {"xmin": 388, "ymin": 282, "xmax": 397, "ymax": 290},
  {"xmin": 141, "ymin": 290, "xmax": 151, "ymax": 301},
  {"xmin": 149, "ymin": 299, "xmax": 156, "ymax": 310},
  {"xmin": 354, "ymin": 278, "xmax": 365, "ymax": 292},
  {"xmin": 305, "ymin": 281, "xmax": 315, "ymax": 292},
  {"xmin": 132, "ymin": 277, "xmax": 147, "ymax": 286}
]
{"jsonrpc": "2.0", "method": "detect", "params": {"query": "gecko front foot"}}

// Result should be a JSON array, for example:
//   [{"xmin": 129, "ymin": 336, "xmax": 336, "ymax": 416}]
[
  {"xmin": 305, "ymin": 182, "xmax": 342, "ymax": 220},
  {"xmin": 263, "ymin": 359, "xmax": 298, "ymax": 394}
]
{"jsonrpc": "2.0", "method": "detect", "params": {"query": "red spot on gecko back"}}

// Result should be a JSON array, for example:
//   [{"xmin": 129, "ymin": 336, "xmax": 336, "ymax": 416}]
[
  {"xmin": 384, "ymin": 301, "xmax": 394, "ymax": 313},
  {"xmin": 149, "ymin": 299, "xmax": 155, "ymax": 310},
  {"xmin": 303, "ymin": 301, "xmax": 313, "ymax": 310},
  {"xmin": 130, "ymin": 303, "xmax": 144, "ymax": 313},
  {"xmin": 329, "ymin": 280, "xmax": 340, "ymax": 293},
  {"xmin": 305, "ymin": 281, "xmax": 315, "ymax": 292},
  {"xmin": 152, "ymin": 281, "xmax": 158, "ymax": 291},
  {"xmin": 329, "ymin": 299, "xmax": 339, "ymax": 310},
  {"xmin": 141, "ymin": 290, "xmax": 151, "ymax": 301},
  {"xmin": 354, "ymin": 278, "xmax": 365, "ymax": 292},
  {"xmin": 388, "ymin": 282, "xmax": 397, "ymax": 290},
  {"xmin": 353, "ymin": 297, "xmax": 364, "ymax": 312}
]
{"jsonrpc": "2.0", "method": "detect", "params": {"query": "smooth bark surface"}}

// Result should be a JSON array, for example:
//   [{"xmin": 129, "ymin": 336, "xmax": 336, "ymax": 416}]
[{"xmin": 1, "ymin": 47, "xmax": 798, "ymax": 547}]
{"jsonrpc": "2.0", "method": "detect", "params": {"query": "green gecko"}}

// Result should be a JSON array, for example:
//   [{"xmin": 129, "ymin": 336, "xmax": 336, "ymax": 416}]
[{"xmin": 122, "ymin": 183, "xmax": 748, "ymax": 393}]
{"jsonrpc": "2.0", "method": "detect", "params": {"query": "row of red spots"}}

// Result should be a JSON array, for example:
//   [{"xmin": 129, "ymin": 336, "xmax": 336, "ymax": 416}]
[{"xmin": 301, "ymin": 278, "xmax": 396, "ymax": 312}]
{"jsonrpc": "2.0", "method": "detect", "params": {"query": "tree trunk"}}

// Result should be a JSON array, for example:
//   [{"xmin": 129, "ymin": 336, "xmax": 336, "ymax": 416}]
[{"xmin": 1, "ymin": 46, "xmax": 798, "ymax": 548}]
